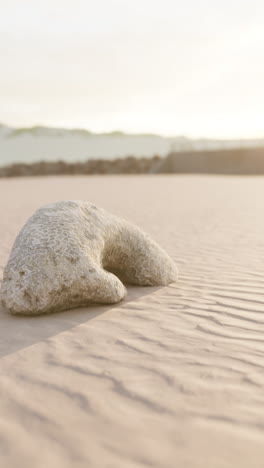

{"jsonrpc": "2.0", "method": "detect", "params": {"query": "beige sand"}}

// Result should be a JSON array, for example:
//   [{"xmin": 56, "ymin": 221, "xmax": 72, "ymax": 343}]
[{"xmin": 0, "ymin": 175, "xmax": 264, "ymax": 468}]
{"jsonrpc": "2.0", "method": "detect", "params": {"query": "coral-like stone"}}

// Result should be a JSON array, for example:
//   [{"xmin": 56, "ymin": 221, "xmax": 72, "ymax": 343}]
[{"xmin": 1, "ymin": 201, "xmax": 178, "ymax": 315}]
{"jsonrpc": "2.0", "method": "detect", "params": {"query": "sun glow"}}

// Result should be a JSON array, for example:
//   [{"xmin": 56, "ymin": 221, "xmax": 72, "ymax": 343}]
[{"xmin": 1, "ymin": 0, "xmax": 264, "ymax": 138}]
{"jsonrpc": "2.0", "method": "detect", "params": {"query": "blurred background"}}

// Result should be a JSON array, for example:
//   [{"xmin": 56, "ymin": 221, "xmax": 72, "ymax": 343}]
[{"xmin": 1, "ymin": 0, "xmax": 264, "ymax": 175}]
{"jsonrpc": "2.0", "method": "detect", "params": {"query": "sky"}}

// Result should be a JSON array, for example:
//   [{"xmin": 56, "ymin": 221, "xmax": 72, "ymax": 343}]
[{"xmin": 1, "ymin": 0, "xmax": 264, "ymax": 138}]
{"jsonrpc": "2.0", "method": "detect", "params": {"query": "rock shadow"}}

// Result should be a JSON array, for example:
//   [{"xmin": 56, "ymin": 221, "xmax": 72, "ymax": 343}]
[{"xmin": 0, "ymin": 285, "xmax": 163, "ymax": 359}]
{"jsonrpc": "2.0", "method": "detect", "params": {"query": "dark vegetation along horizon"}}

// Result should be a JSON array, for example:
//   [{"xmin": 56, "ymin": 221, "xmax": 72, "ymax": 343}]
[{"xmin": 1, "ymin": 147, "xmax": 264, "ymax": 177}]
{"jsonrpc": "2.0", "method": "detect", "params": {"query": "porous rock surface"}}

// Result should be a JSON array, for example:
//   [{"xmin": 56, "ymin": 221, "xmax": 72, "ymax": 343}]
[{"xmin": 1, "ymin": 200, "xmax": 178, "ymax": 315}]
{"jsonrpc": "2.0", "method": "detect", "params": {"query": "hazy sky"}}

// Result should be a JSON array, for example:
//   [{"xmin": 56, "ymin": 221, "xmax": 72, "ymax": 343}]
[{"xmin": 1, "ymin": 0, "xmax": 264, "ymax": 137}]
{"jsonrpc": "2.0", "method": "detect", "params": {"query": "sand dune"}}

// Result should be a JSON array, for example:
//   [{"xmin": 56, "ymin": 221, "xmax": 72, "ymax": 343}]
[{"xmin": 0, "ymin": 175, "xmax": 264, "ymax": 467}]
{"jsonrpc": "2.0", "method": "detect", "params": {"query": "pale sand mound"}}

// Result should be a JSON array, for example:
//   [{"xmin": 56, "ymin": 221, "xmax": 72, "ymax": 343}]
[{"xmin": 0, "ymin": 175, "xmax": 264, "ymax": 468}]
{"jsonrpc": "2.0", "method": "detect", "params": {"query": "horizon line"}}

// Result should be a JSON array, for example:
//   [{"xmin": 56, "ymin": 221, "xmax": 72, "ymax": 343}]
[{"xmin": 1, "ymin": 121, "xmax": 264, "ymax": 142}]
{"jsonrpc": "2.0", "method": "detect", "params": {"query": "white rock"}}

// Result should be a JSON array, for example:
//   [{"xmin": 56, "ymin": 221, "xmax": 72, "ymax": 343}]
[{"xmin": 1, "ymin": 201, "xmax": 178, "ymax": 315}]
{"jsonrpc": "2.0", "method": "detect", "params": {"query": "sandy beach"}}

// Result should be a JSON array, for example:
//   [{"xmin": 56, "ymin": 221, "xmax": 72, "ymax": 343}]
[{"xmin": 1, "ymin": 175, "xmax": 264, "ymax": 468}]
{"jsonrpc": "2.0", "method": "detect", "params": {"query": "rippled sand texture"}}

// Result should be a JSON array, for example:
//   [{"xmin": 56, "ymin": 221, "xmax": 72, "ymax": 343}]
[{"xmin": 0, "ymin": 175, "xmax": 264, "ymax": 468}]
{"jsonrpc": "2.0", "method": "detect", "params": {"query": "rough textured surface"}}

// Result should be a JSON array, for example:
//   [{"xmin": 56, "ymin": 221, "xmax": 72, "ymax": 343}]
[
  {"xmin": 0, "ymin": 175, "xmax": 264, "ymax": 468},
  {"xmin": 1, "ymin": 200, "xmax": 177, "ymax": 315}
]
